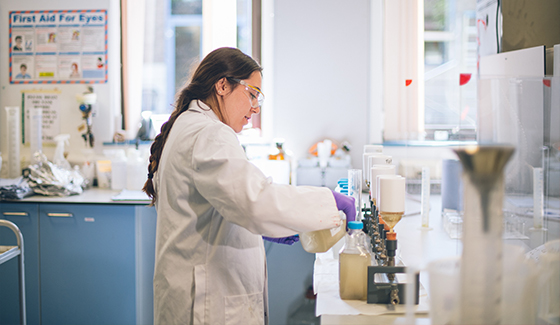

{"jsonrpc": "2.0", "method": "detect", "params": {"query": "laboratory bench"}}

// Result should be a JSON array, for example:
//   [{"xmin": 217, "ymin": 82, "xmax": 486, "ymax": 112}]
[
  {"xmin": 0, "ymin": 189, "xmax": 156, "ymax": 325},
  {"xmin": 314, "ymin": 194, "xmax": 560, "ymax": 324}
]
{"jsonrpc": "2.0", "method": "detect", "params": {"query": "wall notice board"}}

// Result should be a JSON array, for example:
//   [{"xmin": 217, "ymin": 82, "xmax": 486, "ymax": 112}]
[{"xmin": 9, "ymin": 9, "xmax": 108, "ymax": 84}]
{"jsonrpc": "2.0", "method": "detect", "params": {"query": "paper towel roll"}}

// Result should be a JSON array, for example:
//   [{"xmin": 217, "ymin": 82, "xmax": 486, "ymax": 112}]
[{"xmin": 377, "ymin": 175, "xmax": 405, "ymax": 213}]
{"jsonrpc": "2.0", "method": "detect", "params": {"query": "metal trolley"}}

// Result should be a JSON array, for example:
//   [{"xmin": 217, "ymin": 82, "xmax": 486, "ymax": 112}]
[{"xmin": 0, "ymin": 219, "xmax": 26, "ymax": 325}]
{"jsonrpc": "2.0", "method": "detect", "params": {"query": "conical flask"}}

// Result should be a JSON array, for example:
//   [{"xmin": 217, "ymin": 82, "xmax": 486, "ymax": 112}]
[{"xmin": 453, "ymin": 145, "xmax": 514, "ymax": 325}]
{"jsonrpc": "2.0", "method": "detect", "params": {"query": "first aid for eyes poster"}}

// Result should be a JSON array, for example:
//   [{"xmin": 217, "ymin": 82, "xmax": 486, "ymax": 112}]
[{"xmin": 9, "ymin": 10, "xmax": 108, "ymax": 84}]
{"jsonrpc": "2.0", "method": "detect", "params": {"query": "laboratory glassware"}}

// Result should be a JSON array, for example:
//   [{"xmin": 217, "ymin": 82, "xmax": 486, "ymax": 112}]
[
  {"xmin": 531, "ymin": 167, "xmax": 545, "ymax": 230},
  {"xmin": 317, "ymin": 140, "xmax": 332, "ymax": 169},
  {"xmin": 348, "ymin": 169, "xmax": 362, "ymax": 221},
  {"xmin": 420, "ymin": 166, "xmax": 431, "ymax": 229},
  {"xmin": 5, "ymin": 107, "xmax": 21, "ymax": 178},
  {"xmin": 339, "ymin": 221, "xmax": 371, "ymax": 300},
  {"xmin": 376, "ymin": 175, "xmax": 406, "ymax": 232},
  {"xmin": 29, "ymin": 107, "xmax": 43, "ymax": 160},
  {"xmin": 453, "ymin": 145, "xmax": 514, "ymax": 325}
]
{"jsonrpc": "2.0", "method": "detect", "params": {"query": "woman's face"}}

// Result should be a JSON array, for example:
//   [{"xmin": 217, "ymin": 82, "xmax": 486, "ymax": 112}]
[{"xmin": 217, "ymin": 71, "xmax": 262, "ymax": 133}]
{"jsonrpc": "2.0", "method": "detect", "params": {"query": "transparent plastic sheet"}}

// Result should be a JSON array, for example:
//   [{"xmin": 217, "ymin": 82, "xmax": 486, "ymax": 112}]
[
  {"xmin": 25, "ymin": 152, "xmax": 87, "ymax": 197},
  {"xmin": 478, "ymin": 76, "xmax": 560, "ymax": 230}
]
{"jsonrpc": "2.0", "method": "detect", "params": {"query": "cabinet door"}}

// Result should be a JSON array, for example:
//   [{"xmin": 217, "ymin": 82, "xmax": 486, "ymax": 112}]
[
  {"xmin": 39, "ymin": 204, "xmax": 136, "ymax": 325},
  {"xmin": 0, "ymin": 203, "xmax": 40, "ymax": 325}
]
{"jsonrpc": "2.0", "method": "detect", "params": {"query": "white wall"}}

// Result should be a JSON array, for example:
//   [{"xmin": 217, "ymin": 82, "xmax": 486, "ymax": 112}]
[
  {"xmin": 271, "ymin": 0, "xmax": 372, "ymax": 169},
  {"xmin": 0, "ymin": 0, "xmax": 121, "ymax": 173},
  {"xmin": 265, "ymin": 1, "xmax": 374, "ymax": 324}
]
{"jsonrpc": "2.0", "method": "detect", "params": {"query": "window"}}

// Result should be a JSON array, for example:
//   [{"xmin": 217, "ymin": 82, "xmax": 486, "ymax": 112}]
[
  {"xmin": 122, "ymin": 0, "xmax": 255, "ymax": 138},
  {"xmin": 423, "ymin": 0, "xmax": 477, "ymax": 141},
  {"xmin": 381, "ymin": 0, "xmax": 477, "ymax": 143}
]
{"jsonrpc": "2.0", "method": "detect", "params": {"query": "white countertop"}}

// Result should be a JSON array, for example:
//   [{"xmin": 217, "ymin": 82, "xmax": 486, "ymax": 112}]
[{"xmin": 4, "ymin": 188, "xmax": 152, "ymax": 205}]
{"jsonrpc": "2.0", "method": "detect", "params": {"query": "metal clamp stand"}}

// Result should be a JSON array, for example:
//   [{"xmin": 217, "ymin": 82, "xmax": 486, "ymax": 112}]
[
  {"xmin": 364, "ymin": 197, "xmax": 420, "ymax": 306},
  {"xmin": 0, "ymin": 220, "xmax": 27, "ymax": 325},
  {"xmin": 367, "ymin": 266, "xmax": 419, "ymax": 305}
]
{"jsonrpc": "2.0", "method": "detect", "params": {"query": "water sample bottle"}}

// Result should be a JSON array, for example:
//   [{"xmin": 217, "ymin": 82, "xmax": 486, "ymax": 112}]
[
  {"xmin": 339, "ymin": 221, "xmax": 371, "ymax": 300},
  {"xmin": 300, "ymin": 211, "xmax": 346, "ymax": 253}
]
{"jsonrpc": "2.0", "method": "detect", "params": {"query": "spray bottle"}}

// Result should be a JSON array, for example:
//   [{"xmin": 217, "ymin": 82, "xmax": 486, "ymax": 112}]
[{"xmin": 53, "ymin": 134, "xmax": 72, "ymax": 170}]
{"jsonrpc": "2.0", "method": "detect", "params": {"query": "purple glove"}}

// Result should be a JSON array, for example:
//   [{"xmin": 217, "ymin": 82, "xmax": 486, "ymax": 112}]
[
  {"xmin": 331, "ymin": 190, "xmax": 356, "ymax": 223},
  {"xmin": 263, "ymin": 235, "xmax": 299, "ymax": 245}
]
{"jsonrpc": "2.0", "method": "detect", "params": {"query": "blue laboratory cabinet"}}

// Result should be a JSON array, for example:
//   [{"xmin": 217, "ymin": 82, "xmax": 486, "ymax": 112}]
[
  {"xmin": 0, "ymin": 198, "xmax": 156, "ymax": 325},
  {"xmin": 0, "ymin": 203, "xmax": 41, "ymax": 325}
]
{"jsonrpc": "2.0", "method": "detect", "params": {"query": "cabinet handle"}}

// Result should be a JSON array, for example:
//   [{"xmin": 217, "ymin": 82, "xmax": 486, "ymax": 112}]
[
  {"xmin": 2, "ymin": 212, "xmax": 29, "ymax": 216},
  {"xmin": 47, "ymin": 213, "xmax": 74, "ymax": 218}
]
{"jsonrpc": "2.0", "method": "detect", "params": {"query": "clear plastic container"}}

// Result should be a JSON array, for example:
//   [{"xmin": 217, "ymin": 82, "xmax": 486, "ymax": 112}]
[
  {"xmin": 110, "ymin": 149, "xmax": 128, "ymax": 190},
  {"xmin": 126, "ymin": 149, "xmax": 147, "ymax": 190},
  {"xmin": 339, "ymin": 221, "xmax": 371, "ymax": 300},
  {"xmin": 300, "ymin": 211, "xmax": 346, "ymax": 253}
]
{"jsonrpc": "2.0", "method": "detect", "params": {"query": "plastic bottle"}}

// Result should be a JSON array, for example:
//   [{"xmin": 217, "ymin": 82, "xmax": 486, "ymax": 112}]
[
  {"xmin": 300, "ymin": 211, "xmax": 346, "ymax": 253},
  {"xmin": 111, "ymin": 149, "xmax": 127, "ymax": 190},
  {"xmin": 53, "ymin": 134, "xmax": 72, "ymax": 170},
  {"xmin": 268, "ymin": 139, "xmax": 286, "ymax": 160},
  {"xmin": 126, "ymin": 149, "xmax": 147, "ymax": 190},
  {"xmin": 339, "ymin": 221, "xmax": 371, "ymax": 300}
]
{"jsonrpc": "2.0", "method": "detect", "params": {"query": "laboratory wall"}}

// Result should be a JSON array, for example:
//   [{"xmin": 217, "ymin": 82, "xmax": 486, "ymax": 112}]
[
  {"xmin": 266, "ymin": 1, "xmax": 372, "ymax": 324},
  {"xmin": 0, "ymin": 0, "xmax": 121, "ymax": 173},
  {"xmin": 271, "ymin": 0, "xmax": 371, "ymax": 168}
]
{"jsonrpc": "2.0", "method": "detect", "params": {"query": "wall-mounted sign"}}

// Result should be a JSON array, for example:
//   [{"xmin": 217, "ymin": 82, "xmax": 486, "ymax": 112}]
[
  {"xmin": 9, "ymin": 10, "xmax": 108, "ymax": 84},
  {"xmin": 22, "ymin": 89, "xmax": 62, "ymax": 143}
]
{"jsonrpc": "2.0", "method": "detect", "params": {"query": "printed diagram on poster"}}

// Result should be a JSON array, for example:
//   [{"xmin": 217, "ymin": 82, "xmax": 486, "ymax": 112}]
[
  {"xmin": 23, "ymin": 90, "xmax": 61, "ymax": 144},
  {"xmin": 9, "ymin": 10, "xmax": 107, "ymax": 84}
]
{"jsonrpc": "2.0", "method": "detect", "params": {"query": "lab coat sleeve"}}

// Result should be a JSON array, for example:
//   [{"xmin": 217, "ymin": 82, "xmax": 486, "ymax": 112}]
[{"xmin": 192, "ymin": 124, "xmax": 341, "ymax": 237}]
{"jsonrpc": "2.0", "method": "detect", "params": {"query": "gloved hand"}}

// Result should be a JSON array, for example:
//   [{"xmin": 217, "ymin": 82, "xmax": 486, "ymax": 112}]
[
  {"xmin": 263, "ymin": 235, "xmax": 299, "ymax": 245},
  {"xmin": 331, "ymin": 190, "xmax": 356, "ymax": 223}
]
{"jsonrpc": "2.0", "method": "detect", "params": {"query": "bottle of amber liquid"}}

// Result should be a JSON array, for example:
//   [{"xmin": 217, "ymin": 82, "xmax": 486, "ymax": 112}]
[{"xmin": 339, "ymin": 221, "xmax": 371, "ymax": 300}]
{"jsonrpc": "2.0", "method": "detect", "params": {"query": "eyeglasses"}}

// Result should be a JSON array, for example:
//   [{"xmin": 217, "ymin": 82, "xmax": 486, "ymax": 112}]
[{"xmin": 230, "ymin": 78, "xmax": 265, "ymax": 108}]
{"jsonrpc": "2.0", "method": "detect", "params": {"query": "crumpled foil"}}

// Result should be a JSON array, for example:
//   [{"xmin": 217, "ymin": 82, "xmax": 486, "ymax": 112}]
[
  {"xmin": 0, "ymin": 177, "xmax": 34, "ymax": 200},
  {"xmin": 26, "ymin": 153, "xmax": 86, "ymax": 196}
]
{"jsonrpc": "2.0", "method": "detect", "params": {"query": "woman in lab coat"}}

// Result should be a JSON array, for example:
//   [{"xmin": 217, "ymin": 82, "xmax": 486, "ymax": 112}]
[{"xmin": 143, "ymin": 47, "xmax": 355, "ymax": 325}]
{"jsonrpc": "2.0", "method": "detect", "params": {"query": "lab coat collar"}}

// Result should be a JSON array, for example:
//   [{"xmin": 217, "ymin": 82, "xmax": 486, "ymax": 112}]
[{"xmin": 188, "ymin": 99, "xmax": 220, "ymax": 122}]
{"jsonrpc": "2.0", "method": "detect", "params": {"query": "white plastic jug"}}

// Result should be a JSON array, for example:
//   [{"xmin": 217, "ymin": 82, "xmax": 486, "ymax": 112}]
[
  {"xmin": 126, "ymin": 149, "xmax": 147, "ymax": 191},
  {"xmin": 111, "ymin": 149, "xmax": 127, "ymax": 190},
  {"xmin": 299, "ymin": 211, "xmax": 346, "ymax": 253}
]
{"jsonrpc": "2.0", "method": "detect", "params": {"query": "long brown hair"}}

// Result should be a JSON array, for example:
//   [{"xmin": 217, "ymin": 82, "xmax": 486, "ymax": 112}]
[{"xmin": 142, "ymin": 47, "xmax": 262, "ymax": 205}]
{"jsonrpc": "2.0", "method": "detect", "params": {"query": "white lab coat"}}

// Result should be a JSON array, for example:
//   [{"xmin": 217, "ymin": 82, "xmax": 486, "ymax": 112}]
[{"xmin": 153, "ymin": 100, "xmax": 340, "ymax": 325}]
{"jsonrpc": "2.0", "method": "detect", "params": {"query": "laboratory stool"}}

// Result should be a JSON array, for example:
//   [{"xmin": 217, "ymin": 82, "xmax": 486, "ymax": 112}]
[{"xmin": 0, "ymin": 219, "xmax": 27, "ymax": 325}]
